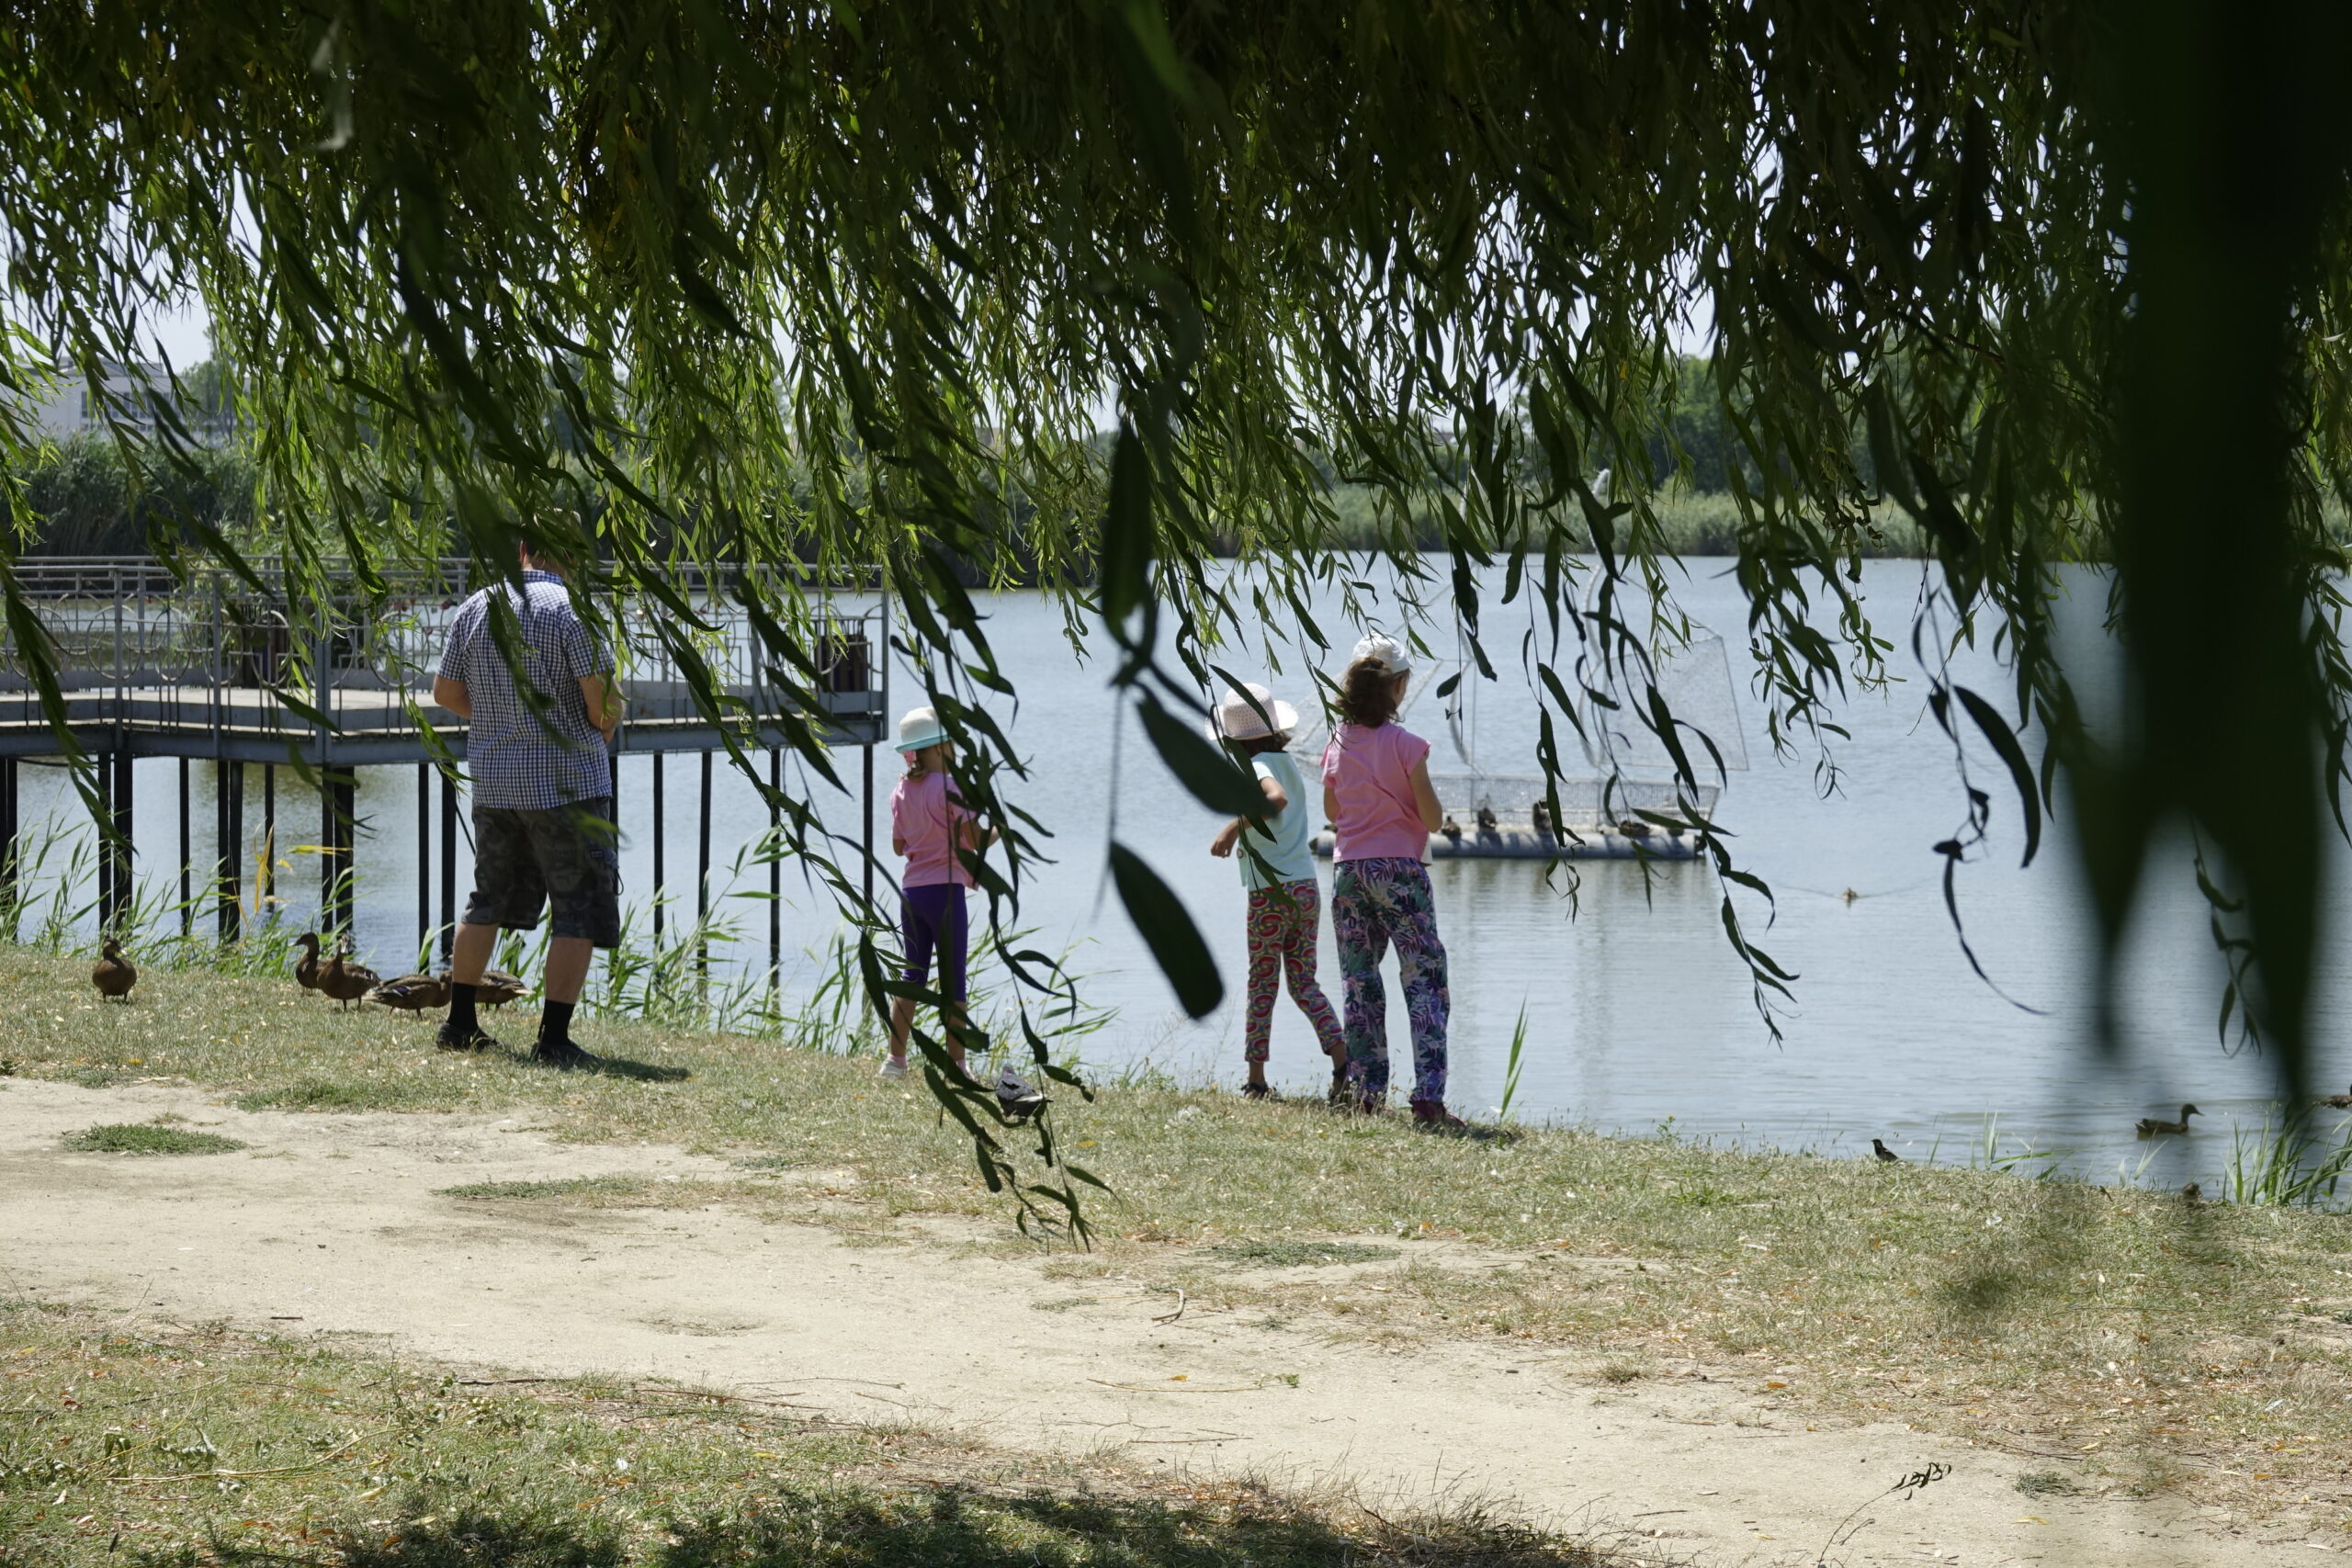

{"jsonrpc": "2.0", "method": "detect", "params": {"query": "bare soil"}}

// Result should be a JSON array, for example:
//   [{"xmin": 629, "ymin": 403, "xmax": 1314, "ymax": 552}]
[{"xmin": 4, "ymin": 1077, "xmax": 2324, "ymax": 1564}]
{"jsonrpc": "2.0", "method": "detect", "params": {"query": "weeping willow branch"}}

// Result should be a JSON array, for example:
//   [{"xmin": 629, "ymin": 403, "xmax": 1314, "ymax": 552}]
[{"xmin": 4, "ymin": 0, "xmax": 2350, "ymax": 1215}]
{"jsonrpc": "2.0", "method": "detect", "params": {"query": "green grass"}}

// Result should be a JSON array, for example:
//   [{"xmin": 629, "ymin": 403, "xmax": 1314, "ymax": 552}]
[
  {"xmin": 234, "ymin": 1076, "xmax": 469, "ymax": 1113},
  {"xmin": 6, "ymin": 946, "xmax": 2352, "ymax": 1512},
  {"xmin": 61, "ymin": 1121, "xmax": 247, "ymax": 1156},
  {"xmin": 0, "ymin": 1305, "xmax": 1598, "ymax": 1567},
  {"xmin": 437, "ymin": 1176, "xmax": 658, "ymax": 1202},
  {"xmin": 1205, "ymin": 1240, "xmax": 1401, "ymax": 1268}
]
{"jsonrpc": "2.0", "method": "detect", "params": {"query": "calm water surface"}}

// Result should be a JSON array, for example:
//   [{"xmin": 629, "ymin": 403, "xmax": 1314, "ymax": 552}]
[{"xmin": 24, "ymin": 558, "xmax": 2352, "ymax": 1192}]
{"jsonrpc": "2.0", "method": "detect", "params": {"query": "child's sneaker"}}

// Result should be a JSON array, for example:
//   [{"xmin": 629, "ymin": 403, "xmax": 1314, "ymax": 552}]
[{"xmin": 878, "ymin": 1056, "xmax": 910, "ymax": 1080}]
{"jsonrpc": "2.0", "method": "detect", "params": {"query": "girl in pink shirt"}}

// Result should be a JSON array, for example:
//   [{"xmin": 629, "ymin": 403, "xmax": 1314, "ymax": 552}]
[
  {"xmin": 882, "ymin": 706, "xmax": 995, "ymax": 1079},
  {"xmin": 1320, "ymin": 635, "xmax": 1460, "ymax": 1129}
]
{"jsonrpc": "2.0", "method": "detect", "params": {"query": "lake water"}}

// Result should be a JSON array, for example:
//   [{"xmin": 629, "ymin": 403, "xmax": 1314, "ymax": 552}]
[{"xmin": 22, "ymin": 558, "xmax": 2352, "ymax": 1193}]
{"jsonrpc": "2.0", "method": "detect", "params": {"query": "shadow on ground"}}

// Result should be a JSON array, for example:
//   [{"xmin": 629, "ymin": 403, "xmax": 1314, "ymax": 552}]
[{"xmin": 220, "ymin": 1484, "xmax": 1605, "ymax": 1568}]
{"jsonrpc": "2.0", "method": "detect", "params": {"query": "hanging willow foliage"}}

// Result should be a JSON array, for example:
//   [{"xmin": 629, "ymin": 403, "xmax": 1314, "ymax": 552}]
[{"xmin": 4, "ymin": 1, "xmax": 2351, "ymax": 1224}]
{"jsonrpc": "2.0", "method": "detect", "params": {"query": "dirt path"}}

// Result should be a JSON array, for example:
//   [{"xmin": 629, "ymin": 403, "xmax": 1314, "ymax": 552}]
[{"xmin": 0, "ymin": 1077, "xmax": 2302, "ymax": 1565}]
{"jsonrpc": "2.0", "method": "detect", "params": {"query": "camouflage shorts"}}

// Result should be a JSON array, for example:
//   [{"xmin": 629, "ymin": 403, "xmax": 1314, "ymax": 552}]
[{"xmin": 464, "ymin": 798, "xmax": 622, "ymax": 948}]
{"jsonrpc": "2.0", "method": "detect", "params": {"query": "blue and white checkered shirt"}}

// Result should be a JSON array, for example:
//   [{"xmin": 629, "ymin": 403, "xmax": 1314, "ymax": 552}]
[{"xmin": 437, "ymin": 570, "xmax": 616, "ymax": 810}]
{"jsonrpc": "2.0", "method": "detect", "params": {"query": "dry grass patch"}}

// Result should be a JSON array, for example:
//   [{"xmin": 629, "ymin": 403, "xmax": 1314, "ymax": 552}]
[{"xmin": 0, "ymin": 1303, "xmax": 1614, "ymax": 1566}]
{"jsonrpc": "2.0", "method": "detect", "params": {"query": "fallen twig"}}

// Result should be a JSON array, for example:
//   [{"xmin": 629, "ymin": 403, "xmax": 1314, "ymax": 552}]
[
  {"xmin": 1086, "ymin": 1380, "xmax": 1264, "ymax": 1394},
  {"xmin": 109, "ymin": 1435, "xmax": 361, "ymax": 1484},
  {"xmin": 1152, "ymin": 1288, "xmax": 1187, "ymax": 1325}
]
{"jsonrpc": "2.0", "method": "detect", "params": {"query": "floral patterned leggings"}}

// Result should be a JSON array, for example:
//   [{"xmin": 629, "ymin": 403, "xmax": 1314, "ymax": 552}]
[
  {"xmin": 1331, "ymin": 856, "xmax": 1450, "ymax": 1105},
  {"xmin": 1242, "ymin": 878, "xmax": 1347, "ymax": 1066}
]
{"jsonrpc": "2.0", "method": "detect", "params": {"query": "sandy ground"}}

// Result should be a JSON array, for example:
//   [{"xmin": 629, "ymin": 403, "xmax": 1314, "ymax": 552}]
[{"xmin": 0, "ymin": 1077, "xmax": 2314, "ymax": 1565}]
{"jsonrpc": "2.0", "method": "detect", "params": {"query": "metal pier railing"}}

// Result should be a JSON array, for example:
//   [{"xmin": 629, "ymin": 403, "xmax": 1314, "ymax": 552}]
[{"xmin": 0, "ymin": 558, "xmax": 891, "ymax": 963}]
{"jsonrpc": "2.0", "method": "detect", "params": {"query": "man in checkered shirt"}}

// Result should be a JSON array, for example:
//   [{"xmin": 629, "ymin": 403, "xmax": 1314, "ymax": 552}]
[{"xmin": 431, "ymin": 539, "xmax": 623, "ymax": 1068}]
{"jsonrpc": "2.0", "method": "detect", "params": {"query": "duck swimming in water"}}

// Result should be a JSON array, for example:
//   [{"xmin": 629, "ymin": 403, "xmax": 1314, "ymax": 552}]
[{"xmin": 2135, "ymin": 1103, "xmax": 2201, "ymax": 1138}]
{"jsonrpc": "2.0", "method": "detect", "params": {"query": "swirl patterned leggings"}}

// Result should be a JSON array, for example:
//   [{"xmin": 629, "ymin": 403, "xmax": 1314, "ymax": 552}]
[
  {"xmin": 1331, "ymin": 856, "xmax": 1450, "ymax": 1106},
  {"xmin": 1242, "ymin": 877, "xmax": 1347, "ymax": 1066}
]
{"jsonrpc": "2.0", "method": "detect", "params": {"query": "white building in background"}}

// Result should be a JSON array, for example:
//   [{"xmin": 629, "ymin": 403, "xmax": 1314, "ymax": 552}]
[{"xmin": 17, "ymin": 362, "xmax": 232, "ymax": 443}]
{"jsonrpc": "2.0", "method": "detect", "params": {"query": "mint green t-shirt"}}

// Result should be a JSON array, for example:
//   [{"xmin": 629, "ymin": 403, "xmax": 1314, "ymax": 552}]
[{"xmin": 1238, "ymin": 750, "xmax": 1318, "ymax": 891}]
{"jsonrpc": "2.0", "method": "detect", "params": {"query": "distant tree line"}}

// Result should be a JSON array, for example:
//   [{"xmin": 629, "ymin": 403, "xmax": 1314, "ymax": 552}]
[{"xmin": 14, "ymin": 434, "xmax": 255, "ymax": 557}]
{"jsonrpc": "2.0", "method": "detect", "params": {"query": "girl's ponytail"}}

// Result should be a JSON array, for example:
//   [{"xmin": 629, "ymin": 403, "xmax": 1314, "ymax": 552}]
[{"xmin": 1339, "ymin": 655, "xmax": 1402, "ymax": 728}]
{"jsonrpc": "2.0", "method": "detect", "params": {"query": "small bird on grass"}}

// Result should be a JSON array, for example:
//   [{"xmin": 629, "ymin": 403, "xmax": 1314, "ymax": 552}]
[
  {"xmin": 292, "ymin": 931, "xmax": 322, "ymax": 993},
  {"xmin": 92, "ymin": 939, "xmax": 136, "ymax": 1003},
  {"xmin": 368, "ymin": 973, "xmax": 451, "ymax": 1016},
  {"xmin": 1871, "ymin": 1137, "xmax": 1904, "ymax": 1164},
  {"xmin": 995, "ymin": 1065, "xmax": 1049, "ymax": 1122},
  {"xmin": 2135, "ymin": 1103, "xmax": 2201, "ymax": 1138},
  {"xmin": 319, "ymin": 947, "xmax": 380, "ymax": 1011},
  {"xmin": 2180, "ymin": 1181, "xmax": 2204, "ymax": 1205}
]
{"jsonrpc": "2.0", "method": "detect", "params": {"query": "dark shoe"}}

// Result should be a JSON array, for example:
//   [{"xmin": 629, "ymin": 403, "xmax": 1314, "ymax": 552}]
[
  {"xmin": 533, "ymin": 1040, "xmax": 603, "ymax": 1072},
  {"xmin": 436, "ymin": 1026, "xmax": 502, "ymax": 1054},
  {"xmin": 1242, "ymin": 1082, "xmax": 1278, "ymax": 1101},
  {"xmin": 1411, "ymin": 1100, "xmax": 1471, "ymax": 1135}
]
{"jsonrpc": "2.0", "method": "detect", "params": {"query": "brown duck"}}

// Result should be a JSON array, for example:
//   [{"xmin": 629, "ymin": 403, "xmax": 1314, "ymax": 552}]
[
  {"xmin": 368, "ymin": 973, "xmax": 451, "ymax": 1015},
  {"xmin": 2135, "ymin": 1103, "xmax": 2201, "ymax": 1138},
  {"xmin": 441, "ymin": 968, "xmax": 528, "ymax": 1010},
  {"xmin": 293, "ymin": 931, "xmax": 322, "ymax": 993},
  {"xmin": 92, "ymin": 939, "xmax": 137, "ymax": 1002},
  {"xmin": 2318, "ymin": 1086, "xmax": 2352, "ymax": 1111},
  {"xmin": 319, "ymin": 947, "xmax": 380, "ymax": 1011}
]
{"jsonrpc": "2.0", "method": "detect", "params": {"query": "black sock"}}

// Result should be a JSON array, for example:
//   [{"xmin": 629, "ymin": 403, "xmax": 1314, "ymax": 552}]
[
  {"xmin": 446, "ymin": 983, "xmax": 479, "ymax": 1036},
  {"xmin": 538, "ymin": 999, "xmax": 576, "ymax": 1050}
]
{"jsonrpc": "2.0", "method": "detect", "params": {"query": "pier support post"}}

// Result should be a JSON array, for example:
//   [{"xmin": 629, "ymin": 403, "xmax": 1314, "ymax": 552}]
[
  {"xmin": 262, "ymin": 764, "xmax": 275, "ymax": 904},
  {"xmin": 416, "ymin": 761, "xmax": 430, "ymax": 957},
  {"xmin": 651, "ymin": 752, "xmax": 665, "ymax": 949},
  {"xmin": 177, "ymin": 759, "xmax": 191, "ymax": 934},
  {"xmin": 696, "ymin": 750, "xmax": 712, "ymax": 980},
  {"xmin": 216, "ymin": 759, "xmax": 243, "ymax": 941},
  {"xmin": 101, "ymin": 750, "xmax": 133, "ymax": 935},
  {"xmin": 769, "ymin": 748, "xmax": 781, "ymax": 987},
  {"xmin": 0, "ymin": 756, "xmax": 17, "ymax": 942},
  {"xmin": 862, "ymin": 738, "xmax": 874, "ymax": 913},
  {"xmin": 321, "ymin": 765, "xmax": 356, "ymax": 933},
  {"xmin": 438, "ymin": 767, "xmax": 457, "ymax": 964}
]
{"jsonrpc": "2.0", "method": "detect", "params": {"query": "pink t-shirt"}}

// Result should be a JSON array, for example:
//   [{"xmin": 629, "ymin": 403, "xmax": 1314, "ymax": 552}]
[
  {"xmin": 891, "ymin": 769, "xmax": 974, "ymax": 888},
  {"xmin": 1321, "ymin": 722, "xmax": 1432, "ymax": 863}
]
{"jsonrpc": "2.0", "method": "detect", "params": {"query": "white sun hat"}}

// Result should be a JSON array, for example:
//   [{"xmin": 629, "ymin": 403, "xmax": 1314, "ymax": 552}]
[
  {"xmin": 895, "ymin": 705, "xmax": 947, "ymax": 753},
  {"xmin": 1350, "ymin": 633, "xmax": 1414, "ymax": 675},
  {"xmin": 1206, "ymin": 682, "xmax": 1301, "ymax": 742}
]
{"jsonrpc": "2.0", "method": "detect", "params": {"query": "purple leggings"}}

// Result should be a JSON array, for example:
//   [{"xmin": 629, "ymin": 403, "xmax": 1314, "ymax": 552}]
[{"xmin": 901, "ymin": 883, "xmax": 969, "ymax": 1000}]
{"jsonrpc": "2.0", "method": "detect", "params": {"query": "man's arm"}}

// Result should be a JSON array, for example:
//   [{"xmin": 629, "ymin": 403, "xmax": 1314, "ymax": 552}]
[
  {"xmin": 578, "ymin": 671, "xmax": 622, "ymax": 741},
  {"xmin": 432, "ymin": 674, "xmax": 471, "ymax": 721}
]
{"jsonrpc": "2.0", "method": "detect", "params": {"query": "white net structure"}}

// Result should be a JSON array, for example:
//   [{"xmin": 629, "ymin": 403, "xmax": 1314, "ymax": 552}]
[{"xmin": 1578, "ymin": 634, "xmax": 1749, "ymax": 778}]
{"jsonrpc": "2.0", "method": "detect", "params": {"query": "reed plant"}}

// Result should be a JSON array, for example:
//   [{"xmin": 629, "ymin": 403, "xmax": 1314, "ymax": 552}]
[
  {"xmin": 1495, "ymin": 1001, "xmax": 1530, "ymax": 1124},
  {"xmin": 2222, "ymin": 1111, "xmax": 2352, "ymax": 1208}
]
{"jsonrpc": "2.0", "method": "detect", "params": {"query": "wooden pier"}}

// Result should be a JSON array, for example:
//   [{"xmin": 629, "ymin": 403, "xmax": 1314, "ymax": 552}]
[{"xmin": 0, "ymin": 558, "xmax": 888, "ymax": 966}]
